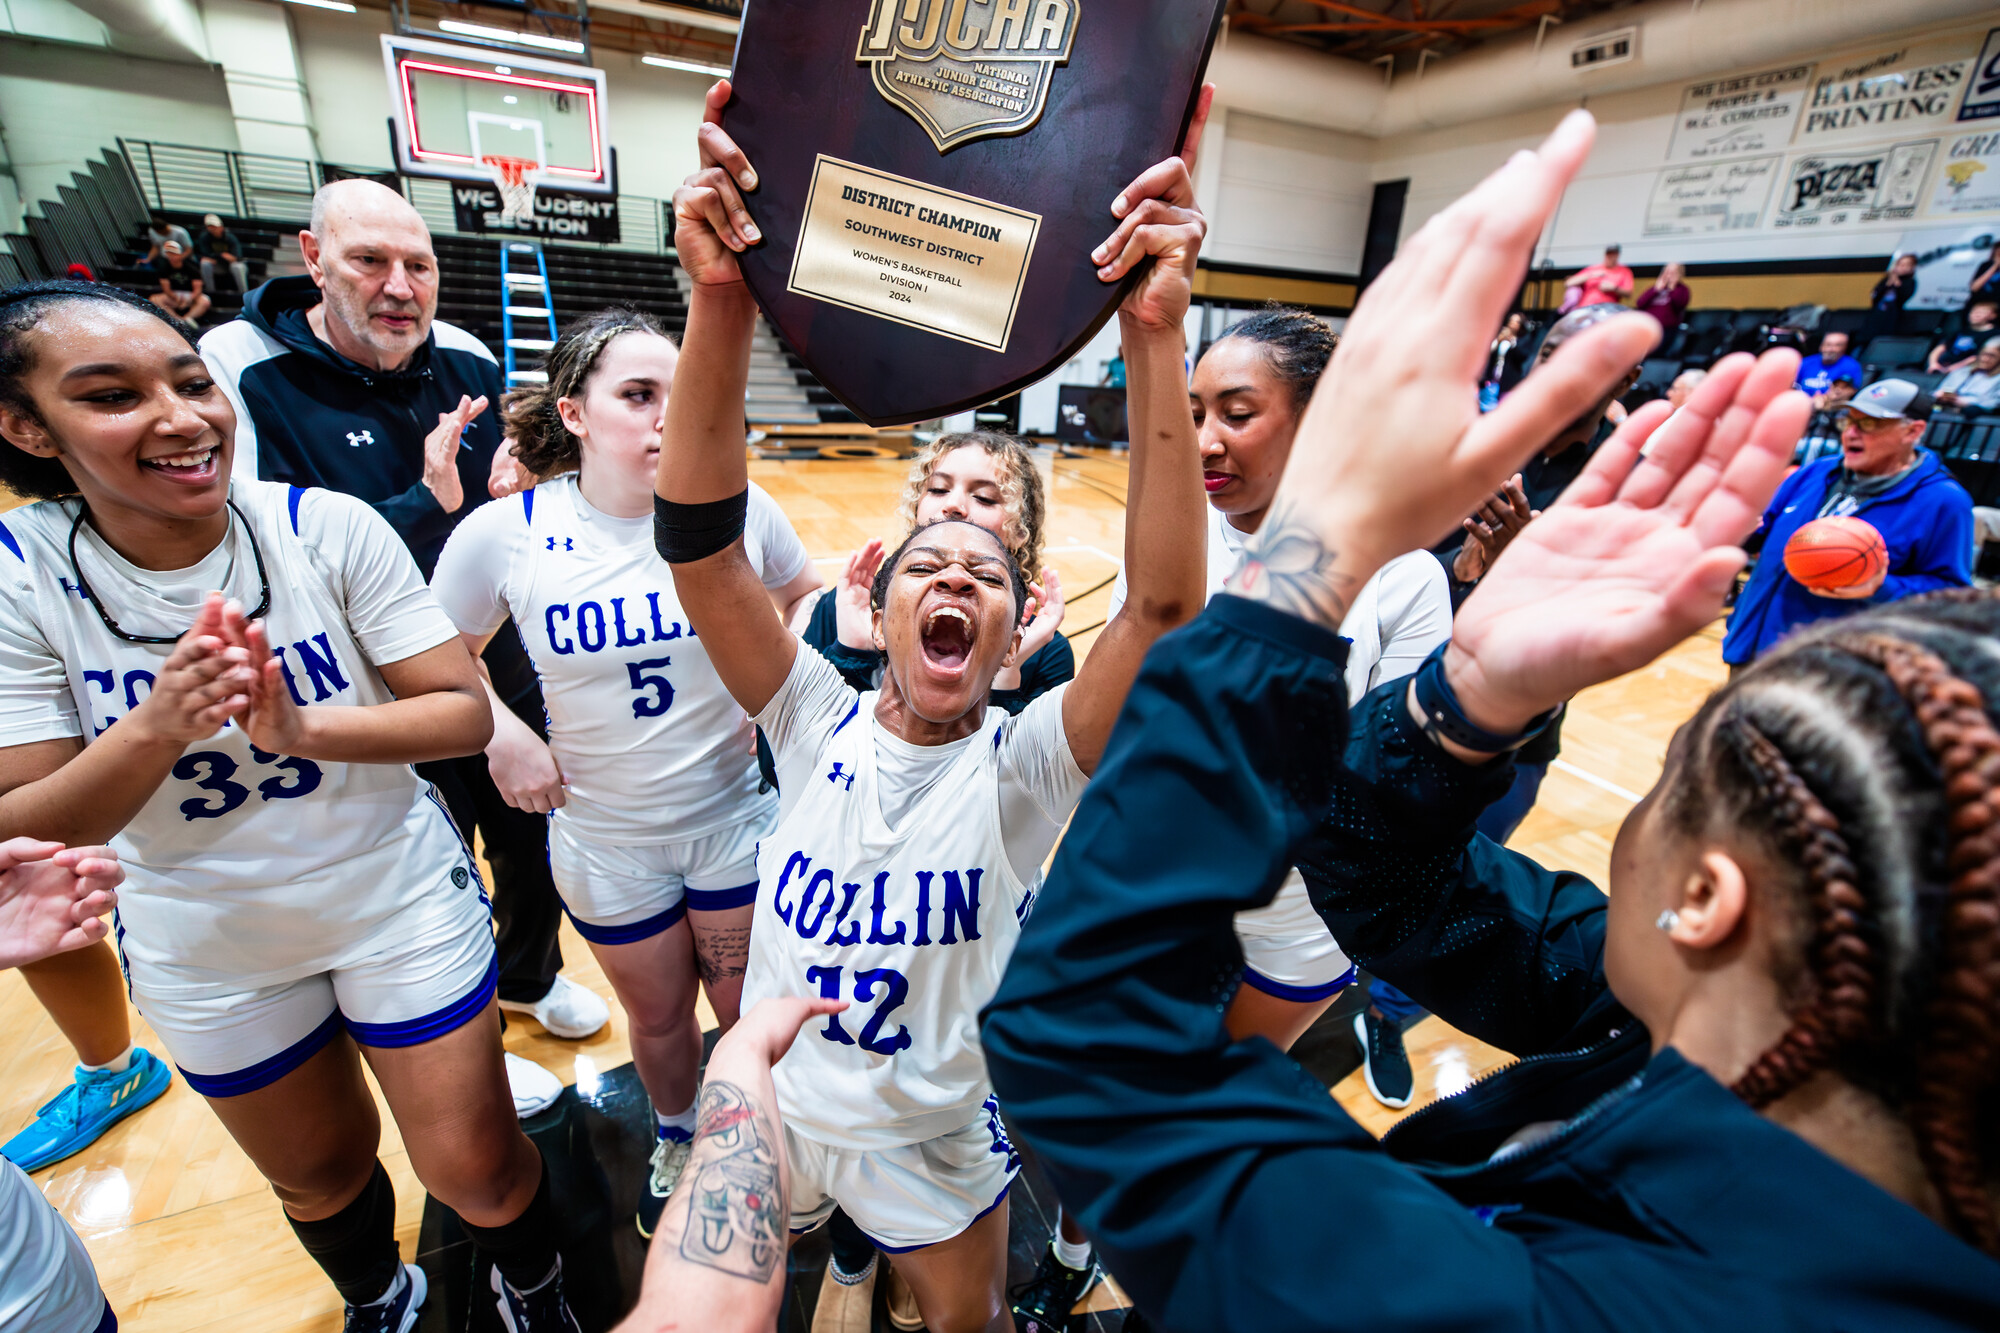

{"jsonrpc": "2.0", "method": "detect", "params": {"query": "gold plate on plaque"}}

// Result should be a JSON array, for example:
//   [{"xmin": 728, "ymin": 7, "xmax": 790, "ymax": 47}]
[
  {"xmin": 786, "ymin": 154, "xmax": 1042, "ymax": 353},
  {"xmin": 856, "ymin": 0, "xmax": 1079, "ymax": 153}
]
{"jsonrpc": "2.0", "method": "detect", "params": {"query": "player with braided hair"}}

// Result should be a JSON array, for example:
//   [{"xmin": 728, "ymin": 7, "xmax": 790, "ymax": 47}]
[
  {"xmin": 983, "ymin": 107, "xmax": 1999, "ymax": 1330},
  {"xmin": 433, "ymin": 305, "xmax": 822, "ymax": 1240}
]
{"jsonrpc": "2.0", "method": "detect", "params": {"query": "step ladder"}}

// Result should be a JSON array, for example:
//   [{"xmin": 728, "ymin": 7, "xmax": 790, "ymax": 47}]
[{"xmin": 500, "ymin": 242, "xmax": 558, "ymax": 386}]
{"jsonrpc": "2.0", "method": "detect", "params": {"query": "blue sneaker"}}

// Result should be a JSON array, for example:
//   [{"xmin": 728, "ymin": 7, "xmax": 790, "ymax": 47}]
[
  {"xmin": 344, "ymin": 1262, "xmax": 426, "ymax": 1333},
  {"xmin": 1, "ymin": 1048, "xmax": 172, "ymax": 1172}
]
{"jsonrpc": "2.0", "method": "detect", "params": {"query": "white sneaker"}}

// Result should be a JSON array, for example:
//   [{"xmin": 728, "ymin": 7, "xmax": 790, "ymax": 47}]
[
  {"xmin": 505, "ymin": 1052, "xmax": 564, "ymax": 1119},
  {"xmin": 499, "ymin": 976, "xmax": 610, "ymax": 1040}
]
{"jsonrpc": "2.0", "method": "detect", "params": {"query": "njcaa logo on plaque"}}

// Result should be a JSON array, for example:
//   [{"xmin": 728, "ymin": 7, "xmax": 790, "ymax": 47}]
[{"xmin": 857, "ymin": 0, "xmax": 1078, "ymax": 152}]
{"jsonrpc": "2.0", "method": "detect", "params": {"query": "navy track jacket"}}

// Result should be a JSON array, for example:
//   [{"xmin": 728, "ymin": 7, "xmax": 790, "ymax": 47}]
[
  {"xmin": 200, "ymin": 276, "xmax": 505, "ymax": 578},
  {"xmin": 981, "ymin": 595, "xmax": 2000, "ymax": 1332}
]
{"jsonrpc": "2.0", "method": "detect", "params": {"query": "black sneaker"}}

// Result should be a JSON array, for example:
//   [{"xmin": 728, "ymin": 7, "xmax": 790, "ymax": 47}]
[
  {"xmin": 1356, "ymin": 1010, "xmax": 1414, "ymax": 1109},
  {"xmin": 1009, "ymin": 1239, "xmax": 1097, "ymax": 1333},
  {"xmin": 490, "ymin": 1256, "xmax": 582, "ymax": 1333},
  {"xmin": 343, "ymin": 1263, "xmax": 425, "ymax": 1333},
  {"xmin": 636, "ymin": 1135, "xmax": 693, "ymax": 1239}
]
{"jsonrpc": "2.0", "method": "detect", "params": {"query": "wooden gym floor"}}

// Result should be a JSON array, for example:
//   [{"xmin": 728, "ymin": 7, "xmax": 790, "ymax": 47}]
[{"xmin": 0, "ymin": 448, "xmax": 1722, "ymax": 1329}]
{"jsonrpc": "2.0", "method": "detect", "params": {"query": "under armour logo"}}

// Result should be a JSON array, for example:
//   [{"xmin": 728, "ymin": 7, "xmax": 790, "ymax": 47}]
[
  {"xmin": 827, "ymin": 763, "xmax": 855, "ymax": 791},
  {"xmin": 545, "ymin": 537, "xmax": 574, "ymax": 552},
  {"xmin": 346, "ymin": 430, "xmax": 375, "ymax": 448}
]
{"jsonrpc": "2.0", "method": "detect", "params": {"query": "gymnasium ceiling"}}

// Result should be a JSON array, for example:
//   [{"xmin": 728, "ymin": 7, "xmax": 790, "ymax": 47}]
[
  {"xmin": 372, "ymin": 0, "xmax": 1637, "ymax": 71},
  {"xmin": 1226, "ymin": 0, "xmax": 1636, "ymax": 66}
]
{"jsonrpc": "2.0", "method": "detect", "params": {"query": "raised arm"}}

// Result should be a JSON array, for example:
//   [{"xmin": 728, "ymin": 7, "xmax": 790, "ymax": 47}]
[
  {"xmin": 654, "ymin": 81, "xmax": 799, "ymax": 718},
  {"xmin": 981, "ymin": 110, "xmax": 1796, "ymax": 1328},
  {"xmin": 1059, "ymin": 89, "xmax": 1214, "ymax": 773},
  {"xmin": 614, "ymin": 997, "xmax": 842, "ymax": 1333}
]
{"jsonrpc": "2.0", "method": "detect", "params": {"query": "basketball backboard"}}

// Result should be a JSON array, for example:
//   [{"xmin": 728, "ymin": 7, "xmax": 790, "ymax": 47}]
[{"xmin": 382, "ymin": 35, "xmax": 614, "ymax": 196}]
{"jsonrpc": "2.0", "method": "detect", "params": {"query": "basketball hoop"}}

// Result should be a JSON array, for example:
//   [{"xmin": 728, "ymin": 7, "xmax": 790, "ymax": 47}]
[{"xmin": 482, "ymin": 154, "xmax": 543, "ymax": 226}]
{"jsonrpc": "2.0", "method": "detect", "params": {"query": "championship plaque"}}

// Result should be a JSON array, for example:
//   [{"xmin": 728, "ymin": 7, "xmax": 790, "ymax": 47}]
[{"xmin": 724, "ymin": 0, "xmax": 1227, "ymax": 426}]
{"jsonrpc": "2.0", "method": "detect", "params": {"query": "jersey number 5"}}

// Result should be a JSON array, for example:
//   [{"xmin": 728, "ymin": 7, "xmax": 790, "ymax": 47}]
[
  {"xmin": 804, "ymin": 964, "xmax": 913, "ymax": 1055},
  {"xmin": 627, "ymin": 656, "xmax": 675, "ymax": 719}
]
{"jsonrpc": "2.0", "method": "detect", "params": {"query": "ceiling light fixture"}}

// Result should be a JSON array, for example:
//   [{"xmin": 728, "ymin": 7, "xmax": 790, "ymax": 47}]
[
  {"xmin": 641, "ymin": 54, "xmax": 732, "ymax": 76},
  {"xmin": 279, "ymin": 0, "xmax": 357, "ymax": 12},
  {"xmin": 438, "ymin": 19, "xmax": 586, "ymax": 54}
]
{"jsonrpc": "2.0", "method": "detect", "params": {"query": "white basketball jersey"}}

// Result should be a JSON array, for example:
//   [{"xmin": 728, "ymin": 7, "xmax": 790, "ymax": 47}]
[
  {"xmin": 743, "ymin": 648, "xmax": 1082, "ymax": 1150},
  {"xmin": 431, "ymin": 477, "xmax": 808, "ymax": 843},
  {"xmin": 0, "ymin": 481, "xmax": 474, "ymax": 990}
]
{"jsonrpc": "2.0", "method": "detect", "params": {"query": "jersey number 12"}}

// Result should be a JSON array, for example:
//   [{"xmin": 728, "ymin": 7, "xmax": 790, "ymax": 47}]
[{"xmin": 804, "ymin": 964, "xmax": 912, "ymax": 1055}]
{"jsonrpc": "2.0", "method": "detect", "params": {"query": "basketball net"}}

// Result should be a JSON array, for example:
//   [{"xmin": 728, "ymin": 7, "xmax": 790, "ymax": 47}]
[{"xmin": 482, "ymin": 155, "xmax": 543, "ymax": 226}]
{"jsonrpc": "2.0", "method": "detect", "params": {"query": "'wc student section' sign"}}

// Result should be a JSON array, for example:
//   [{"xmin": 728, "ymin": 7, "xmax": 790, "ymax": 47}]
[{"xmin": 453, "ymin": 184, "xmax": 622, "ymax": 243}]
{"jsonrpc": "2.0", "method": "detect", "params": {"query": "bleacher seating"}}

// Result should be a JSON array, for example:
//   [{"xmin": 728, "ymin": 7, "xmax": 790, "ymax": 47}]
[{"xmin": 1859, "ymin": 335, "xmax": 1932, "ymax": 376}]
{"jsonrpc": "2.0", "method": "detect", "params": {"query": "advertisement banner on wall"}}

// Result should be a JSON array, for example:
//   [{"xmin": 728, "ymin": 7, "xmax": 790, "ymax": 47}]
[
  {"xmin": 1959, "ymin": 28, "xmax": 2000, "ymax": 122},
  {"xmin": 1667, "ymin": 64, "xmax": 1814, "ymax": 164},
  {"xmin": 1799, "ymin": 45, "xmax": 1972, "ymax": 145},
  {"xmin": 1933, "ymin": 129, "xmax": 2000, "ymax": 215},
  {"xmin": 1774, "ymin": 139, "xmax": 1939, "ymax": 228},
  {"xmin": 1893, "ymin": 223, "xmax": 2000, "ymax": 308},
  {"xmin": 1645, "ymin": 157, "xmax": 1782, "ymax": 234}
]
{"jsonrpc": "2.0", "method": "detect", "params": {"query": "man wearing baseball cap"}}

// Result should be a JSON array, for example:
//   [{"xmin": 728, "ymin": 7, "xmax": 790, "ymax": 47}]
[
  {"xmin": 1562, "ymin": 242, "xmax": 1632, "ymax": 311},
  {"xmin": 193, "ymin": 213, "xmax": 248, "ymax": 295},
  {"xmin": 1723, "ymin": 378, "xmax": 1973, "ymax": 667}
]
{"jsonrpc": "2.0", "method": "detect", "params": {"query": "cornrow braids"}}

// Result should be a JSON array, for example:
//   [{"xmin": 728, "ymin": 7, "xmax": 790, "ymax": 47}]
[
  {"xmin": 0, "ymin": 280, "xmax": 199, "ymax": 501},
  {"xmin": 894, "ymin": 431, "xmax": 1046, "ymax": 585},
  {"xmin": 1725, "ymin": 718, "xmax": 1879, "ymax": 1109},
  {"xmin": 1210, "ymin": 304, "xmax": 1339, "ymax": 411},
  {"xmin": 1666, "ymin": 591, "xmax": 2000, "ymax": 1257},
  {"xmin": 1829, "ymin": 631, "xmax": 2000, "ymax": 1254},
  {"xmin": 501, "ymin": 306, "xmax": 672, "ymax": 479}
]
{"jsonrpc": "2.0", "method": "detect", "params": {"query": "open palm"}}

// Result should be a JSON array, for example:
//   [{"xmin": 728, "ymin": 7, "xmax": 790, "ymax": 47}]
[{"xmin": 1447, "ymin": 351, "xmax": 1810, "ymax": 730}]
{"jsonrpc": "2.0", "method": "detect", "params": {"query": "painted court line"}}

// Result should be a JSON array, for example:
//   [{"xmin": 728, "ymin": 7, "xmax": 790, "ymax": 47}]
[{"xmin": 1551, "ymin": 759, "xmax": 1645, "ymax": 805}]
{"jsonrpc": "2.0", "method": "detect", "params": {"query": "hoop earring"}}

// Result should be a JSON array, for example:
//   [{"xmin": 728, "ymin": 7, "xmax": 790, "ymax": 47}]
[{"xmin": 1656, "ymin": 910, "xmax": 1681, "ymax": 933}]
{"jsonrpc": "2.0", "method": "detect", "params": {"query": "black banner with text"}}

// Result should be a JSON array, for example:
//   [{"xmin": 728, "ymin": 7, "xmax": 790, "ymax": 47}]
[{"xmin": 451, "ymin": 184, "xmax": 621, "ymax": 244}]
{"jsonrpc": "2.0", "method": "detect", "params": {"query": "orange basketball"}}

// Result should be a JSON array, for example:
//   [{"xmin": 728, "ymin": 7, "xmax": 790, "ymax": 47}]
[{"xmin": 1783, "ymin": 516, "xmax": 1888, "ymax": 592}]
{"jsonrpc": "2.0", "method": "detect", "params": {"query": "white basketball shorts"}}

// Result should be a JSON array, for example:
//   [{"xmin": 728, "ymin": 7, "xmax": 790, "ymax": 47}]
[
  {"xmin": 1234, "ymin": 871, "xmax": 1358, "ymax": 1002},
  {"xmin": 547, "ymin": 804, "xmax": 774, "ymax": 946},
  {"xmin": 128, "ymin": 879, "xmax": 496, "ymax": 1098},
  {"xmin": 785, "ymin": 1095, "xmax": 1020, "ymax": 1252}
]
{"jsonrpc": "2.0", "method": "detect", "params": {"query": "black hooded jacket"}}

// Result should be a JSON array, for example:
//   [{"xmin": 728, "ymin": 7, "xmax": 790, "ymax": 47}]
[{"xmin": 199, "ymin": 276, "xmax": 505, "ymax": 577}]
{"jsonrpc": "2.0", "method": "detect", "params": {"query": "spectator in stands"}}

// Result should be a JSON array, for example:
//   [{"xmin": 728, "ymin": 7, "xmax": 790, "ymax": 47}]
[
  {"xmin": 1795, "ymin": 376, "xmax": 1858, "ymax": 466},
  {"xmin": 1863, "ymin": 253, "xmax": 1919, "ymax": 340},
  {"xmin": 148, "ymin": 240, "xmax": 208, "ymax": 329},
  {"xmin": 1795, "ymin": 329, "xmax": 1863, "ymax": 406},
  {"xmin": 198, "ymin": 179, "xmax": 606, "ymax": 1115},
  {"xmin": 1927, "ymin": 296, "xmax": 1998, "ymax": 371},
  {"xmin": 1480, "ymin": 311, "xmax": 1526, "ymax": 409},
  {"xmin": 194, "ymin": 214, "xmax": 248, "ymax": 295},
  {"xmin": 1723, "ymin": 379, "xmax": 1972, "ymax": 669},
  {"xmin": 1561, "ymin": 243, "xmax": 1632, "ymax": 311},
  {"xmin": 141, "ymin": 214, "xmax": 192, "ymax": 271},
  {"xmin": 1666, "ymin": 366, "xmax": 1706, "ymax": 409},
  {"xmin": 1635, "ymin": 260, "xmax": 1689, "ymax": 331},
  {"xmin": 1936, "ymin": 337, "xmax": 2000, "ymax": 414},
  {"xmin": 1967, "ymin": 241, "xmax": 2000, "ymax": 311}
]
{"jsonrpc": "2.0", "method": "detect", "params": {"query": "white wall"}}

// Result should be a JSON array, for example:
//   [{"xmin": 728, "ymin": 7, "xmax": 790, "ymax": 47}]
[
  {"xmin": 0, "ymin": 34, "xmax": 237, "ymax": 209},
  {"xmin": 1208, "ymin": 111, "xmax": 1372, "ymax": 273},
  {"xmin": 1371, "ymin": 16, "xmax": 2000, "ymax": 271}
]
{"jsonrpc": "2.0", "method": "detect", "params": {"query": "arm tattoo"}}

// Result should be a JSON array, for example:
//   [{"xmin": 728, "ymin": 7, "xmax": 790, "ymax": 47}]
[
  {"xmin": 676, "ymin": 1080, "xmax": 786, "ymax": 1282},
  {"xmin": 1225, "ymin": 502, "xmax": 1360, "ymax": 630}
]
